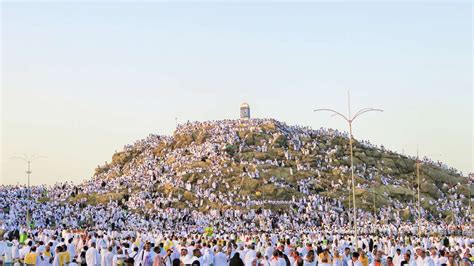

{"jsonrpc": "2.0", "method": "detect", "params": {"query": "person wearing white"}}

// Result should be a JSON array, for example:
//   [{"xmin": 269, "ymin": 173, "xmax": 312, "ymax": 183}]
[
  {"xmin": 104, "ymin": 247, "xmax": 114, "ymax": 266},
  {"xmin": 163, "ymin": 248, "xmax": 176, "ymax": 266},
  {"xmin": 214, "ymin": 247, "xmax": 227, "ymax": 266},
  {"xmin": 52, "ymin": 246, "xmax": 61, "ymax": 266},
  {"xmin": 1, "ymin": 240, "xmax": 14, "ymax": 265},
  {"xmin": 244, "ymin": 245, "xmax": 256, "ymax": 266},
  {"xmin": 67, "ymin": 238, "xmax": 76, "ymax": 261},
  {"xmin": 429, "ymin": 248, "xmax": 439, "ymax": 266},
  {"xmin": 35, "ymin": 252, "xmax": 51, "ymax": 266},
  {"xmin": 202, "ymin": 246, "xmax": 215, "ymax": 266},
  {"xmin": 19, "ymin": 242, "xmax": 31, "ymax": 260},
  {"xmin": 128, "ymin": 247, "xmax": 140, "ymax": 266},
  {"xmin": 393, "ymin": 249, "xmax": 402, "ymax": 266},
  {"xmin": 349, "ymin": 252, "xmax": 363, "ymax": 266},
  {"xmin": 265, "ymin": 243, "xmax": 274, "ymax": 261},
  {"xmin": 269, "ymin": 251, "xmax": 285, "ymax": 266},
  {"xmin": 415, "ymin": 247, "xmax": 434, "ymax": 266},
  {"xmin": 86, "ymin": 243, "xmax": 100, "ymax": 266},
  {"xmin": 137, "ymin": 243, "xmax": 155, "ymax": 266},
  {"xmin": 179, "ymin": 248, "xmax": 193, "ymax": 265},
  {"xmin": 112, "ymin": 248, "xmax": 127, "ymax": 266},
  {"xmin": 98, "ymin": 236, "xmax": 108, "ymax": 266}
]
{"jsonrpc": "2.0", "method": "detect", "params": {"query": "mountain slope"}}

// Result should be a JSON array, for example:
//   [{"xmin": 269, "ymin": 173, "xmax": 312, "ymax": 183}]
[{"xmin": 77, "ymin": 119, "xmax": 471, "ymax": 222}]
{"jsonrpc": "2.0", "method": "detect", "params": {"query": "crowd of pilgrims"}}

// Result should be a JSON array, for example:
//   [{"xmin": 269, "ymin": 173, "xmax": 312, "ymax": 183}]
[
  {"xmin": 0, "ymin": 119, "xmax": 472, "ymax": 265},
  {"xmin": 1, "ymin": 228, "xmax": 473, "ymax": 266}
]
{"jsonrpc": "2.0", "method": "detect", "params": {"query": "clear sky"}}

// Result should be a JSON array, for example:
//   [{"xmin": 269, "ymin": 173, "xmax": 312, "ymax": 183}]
[{"xmin": 1, "ymin": 2, "xmax": 472, "ymax": 185}]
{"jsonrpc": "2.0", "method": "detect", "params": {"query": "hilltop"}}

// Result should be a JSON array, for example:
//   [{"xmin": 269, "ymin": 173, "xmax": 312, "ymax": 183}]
[{"xmin": 75, "ymin": 119, "xmax": 471, "ymax": 222}]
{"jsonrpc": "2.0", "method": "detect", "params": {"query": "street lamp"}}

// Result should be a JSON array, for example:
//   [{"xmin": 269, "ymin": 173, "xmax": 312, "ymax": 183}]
[
  {"xmin": 314, "ymin": 92, "xmax": 382, "ymax": 248},
  {"xmin": 348, "ymin": 179, "xmax": 352, "ymax": 224},
  {"xmin": 10, "ymin": 154, "xmax": 47, "ymax": 225}
]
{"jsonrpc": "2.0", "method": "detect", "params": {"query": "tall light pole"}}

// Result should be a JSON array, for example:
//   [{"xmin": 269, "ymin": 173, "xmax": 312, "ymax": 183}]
[
  {"xmin": 348, "ymin": 179, "xmax": 351, "ymax": 224},
  {"xmin": 314, "ymin": 92, "xmax": 383, "ymax": 248},
  {"xmin": 11, "ymin": 154, "xmax": 47, "ymax": 225},
  {"xmin": 344, "ymin": 178, "xmax": 352, "ymax": 230}
]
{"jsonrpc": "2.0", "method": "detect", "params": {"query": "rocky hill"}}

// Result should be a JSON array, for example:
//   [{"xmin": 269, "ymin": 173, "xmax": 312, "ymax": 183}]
[{"xmin": 76, "ymin": 119, "xmax": 471, "ymax": 223}]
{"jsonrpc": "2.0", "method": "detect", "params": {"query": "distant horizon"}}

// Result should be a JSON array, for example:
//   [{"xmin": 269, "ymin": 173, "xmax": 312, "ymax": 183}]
[{"xmin": 2, "ymin": 2, "xmax": 472, "ymax": 185}]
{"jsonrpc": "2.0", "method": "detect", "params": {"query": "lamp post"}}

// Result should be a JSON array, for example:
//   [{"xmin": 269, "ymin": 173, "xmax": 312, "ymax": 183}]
[
  {"xmin": 348, "ymin": 179, "xmax": 351, "ymax": 223},
  {"xmin": 314, "ymin": 92, "xmax": 382, "ymax": 248},
  {"xmin": 11, "ymin": 154, "xmax": 47, "ymax": 225}
]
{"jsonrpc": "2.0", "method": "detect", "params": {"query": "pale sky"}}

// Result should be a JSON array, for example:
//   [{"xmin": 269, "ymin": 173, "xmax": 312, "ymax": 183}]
[{"xmin": 1, "ymin": 2, "xmax": 472, "ymax": 185}]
